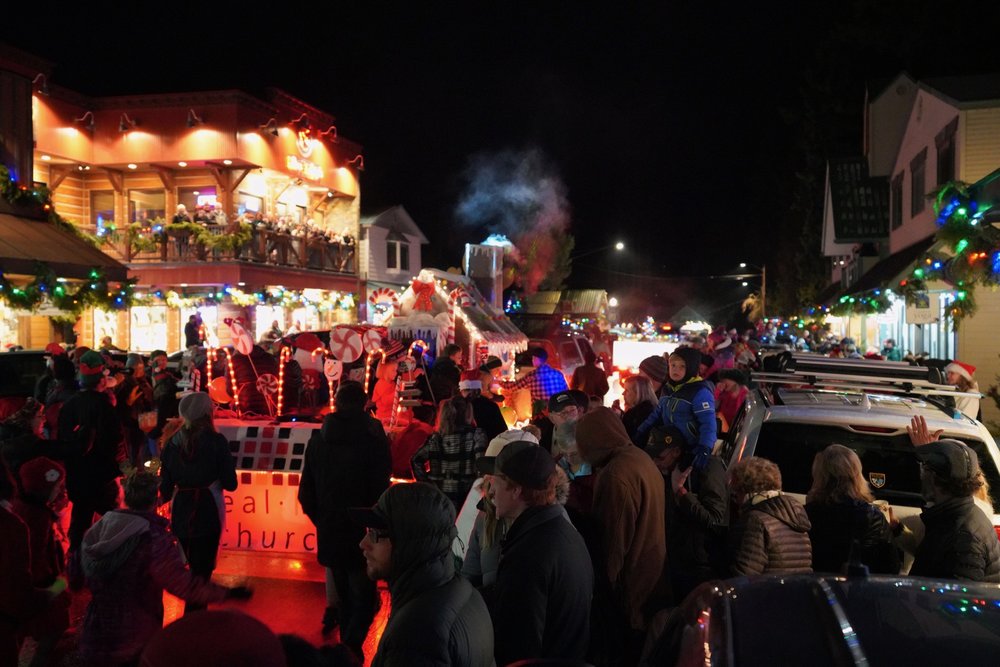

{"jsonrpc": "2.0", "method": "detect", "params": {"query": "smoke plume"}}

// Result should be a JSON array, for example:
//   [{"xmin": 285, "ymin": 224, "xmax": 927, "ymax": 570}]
[{"xmin": 455, "ymin": 148, "xmax": 573, "ymax": 294}]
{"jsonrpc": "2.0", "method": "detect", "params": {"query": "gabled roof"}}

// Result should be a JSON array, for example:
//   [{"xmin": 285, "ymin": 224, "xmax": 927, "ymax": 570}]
[
  {"xmin": 836, "ymin": 234, "xmax": 936, "ymax": 298},
  {"xmin": 667, "ymin": 305, "xmax": 711, "ymax": 326},
  {"xmin": 359, "ymin": 205, "xmax": 429, "ymax": 244},
  {"xmin": 827, "ymin": 157, "xmax": 889, "ymax": 242},
  {"xmin": 920, "ymin": 73, "xmax": 1000, "ymax": 107},
  {"xmin": 561, "ymin": 290, "xmax": 608, "ymax": 315},
  {"xmin": 523, "ymin": 290, "xmax": 562, "ymax": 315}
]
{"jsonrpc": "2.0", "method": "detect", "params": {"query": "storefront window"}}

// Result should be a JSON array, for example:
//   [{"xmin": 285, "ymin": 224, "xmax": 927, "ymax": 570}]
[
  {"xmin": 291, "ymin": 307, "xmax": 320, "ymax": 332},
  {"xmin": 93, "ymin": 309, "xmax": 120, "ymax": 349},
  {"xmin": 255, "ymin": 306, "xmax": 285, "ymax": 340},
  {"xmin": 239, "ymin": 192, "xmax": 263, "ymax": 215},
  {"xmin": 130, "ymin": 306, "xmax": 168, "ymax": 352},
  {"xmin": 179, "ymin": 186, "xmax": 218, "ymax": 213},
  {"xmin": 0, "ymin": 305, "xmax": 18, "ymax": 349},
  {"xmin": 91, "ymin": 191, "xmax": 115, "ymax": 232},
  {"xmin": 181, "ymin": 306, "xmax": 219, "ymax": 347},
  {"xmin": 129, "ymin": 190, "xmax": 166, "ymax": 226}
]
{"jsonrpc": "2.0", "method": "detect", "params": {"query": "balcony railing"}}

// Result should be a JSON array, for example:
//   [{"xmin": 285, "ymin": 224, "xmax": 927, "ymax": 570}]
[{"xmin": 81, "ymin": 225, "xmax": 356, "ymax": 274}]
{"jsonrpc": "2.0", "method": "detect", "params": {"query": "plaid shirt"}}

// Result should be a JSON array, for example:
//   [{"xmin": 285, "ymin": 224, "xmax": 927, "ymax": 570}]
[
  {"xmin": 509, "ymin": 363, "xmax": 568, "ymax": 402},
  {"xmin": 411, "ymin": 427, "xmax": 488, "ymax": 500}
]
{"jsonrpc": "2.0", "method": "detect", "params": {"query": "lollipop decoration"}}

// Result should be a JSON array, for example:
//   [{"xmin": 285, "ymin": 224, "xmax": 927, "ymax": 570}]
[
  {"xmin": 225, "ymin": 317, "xmax": 254, "ymax": 355},
  {"xmin": 362, "ymin": 328, "xmax": 383, "ymax": 354},
  {"xmin": 329, "ymin": 327, "xmax": 364, "ymax": 363}
]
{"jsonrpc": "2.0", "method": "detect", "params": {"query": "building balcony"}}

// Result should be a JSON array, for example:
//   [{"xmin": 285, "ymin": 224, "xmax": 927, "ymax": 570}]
[{"xmin": 84, "ymin": 225, "xmax": 356, "ymax": 276}]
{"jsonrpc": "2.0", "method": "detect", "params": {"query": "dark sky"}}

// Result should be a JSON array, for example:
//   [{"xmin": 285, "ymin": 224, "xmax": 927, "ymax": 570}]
[{"xmin": 6, "ymin": 1, "xmax": 1000, "ymax": 321}]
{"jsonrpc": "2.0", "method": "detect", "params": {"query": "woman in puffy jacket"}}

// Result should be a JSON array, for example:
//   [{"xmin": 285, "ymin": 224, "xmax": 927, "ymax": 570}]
[
  {"xmin": 806, "ymin": 444, "xmax": 900, "ymax": 574},
  {"xmin": 728, "ymin": 456, "xmax": 812, "ymax": 576}
]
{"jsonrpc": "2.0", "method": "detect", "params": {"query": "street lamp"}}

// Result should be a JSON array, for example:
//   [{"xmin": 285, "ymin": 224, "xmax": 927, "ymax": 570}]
[
  {"xmin": 571, "ymin": 240, "xmax": 626, "ymax": 261},
  {"xmin": 609, "ymin": 296, "xmax": 619, "ymax": 308}
]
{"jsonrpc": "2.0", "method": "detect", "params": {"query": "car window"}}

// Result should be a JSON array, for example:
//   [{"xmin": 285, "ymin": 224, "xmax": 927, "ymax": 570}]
[
  {"xmin": 718, "ymin": 400, "xmax": 749, "ymax": 461},
  {"xmin": 559, "ymin": 341, "xmax": 582, "ymax": 368},
  {"xmin": 753, "ymin": 423, "xmax": 925, "ymax": 506}
]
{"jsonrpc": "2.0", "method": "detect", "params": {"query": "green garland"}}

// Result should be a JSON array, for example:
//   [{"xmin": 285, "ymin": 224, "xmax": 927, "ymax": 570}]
[{"xmin": 0, "ymin": 165, "xmax": 136, "ymax": 314}]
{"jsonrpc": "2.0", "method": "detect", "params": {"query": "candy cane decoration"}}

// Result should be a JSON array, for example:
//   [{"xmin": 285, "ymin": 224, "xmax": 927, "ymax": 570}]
[
  {"xmin": 221, "ymin": 347, "xmax": 241, "ymax": 415},
  {"xmin": 368, "ymin": 287, "xmax": 400, "ymax": 318},
  {"xmin": 276, "ymin": 346, "xmax": 291, "ymax": 417},
  {"xmin": 407, "ymin": 339, "xmax": 428, "ymax": 358},
  {"xmin": 205, "ymin": 346, "xmax": 215, "ymax": 389},
  {"xmin": 448, "ymin": 288, "xmax": 473, "ymax": 344},
  {"xmin": 364, "ymin": 349, "xmax": 385, "ymax": 394}
]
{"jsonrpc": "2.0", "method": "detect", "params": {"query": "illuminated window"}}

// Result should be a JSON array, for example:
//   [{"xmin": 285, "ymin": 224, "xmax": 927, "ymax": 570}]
[
  {"xmin": 179, "ymin": 186, "xmax": 218, "ymax": 213},
  {"xmin": 130, "ymin": 306, "xmax": 168, "ymax": 351},
  {"xmin": 91, "ymin": 191, "xmax": 115, "ymax": 230},
  {"xmin": 129, "ymin": 189, "xmax": 166, "ymax": 225}
]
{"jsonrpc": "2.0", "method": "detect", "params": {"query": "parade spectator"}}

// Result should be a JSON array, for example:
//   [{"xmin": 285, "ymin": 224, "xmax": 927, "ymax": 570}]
[
  {"xmin": 548, "ymin": 389, "xmax": 585, "ymax": 455},
  {"xmin": 576, "ymin": 407, "xmax": 666, "ymax": 662},
  {"xmin": 428, "ymin": 343, "xmax": 463, "ymax": 404},
  {"xmin": 476, "ymin": 440, "xmax": 593, "ymax": 665},
  {"xmin": 909, "ymin": 439, "xmax": 1000, "ymax": 582},
  {"xmin": 0, "ymin": 460, "xmax": 65, "ymax": 667},
  {"xmin": 148, "ymin": 349, "xmax": 180, "ymax": 443},
  {"xmin": 115, "ymin": 353, "xmax": 154, "ymax": 466},
  {"xmin": 159, "ymin": 392, "xmax": 238, "ymax": 613},
  {"xmin": 11, "ymin": 457, "xmax": 70, "ymax": 666},
  {"xmin": 33, "ymin": 342, "xmax": 65, "ymax": 403},
  {"xmin": 714, "ymin": 368, "xmax": 748, "ymax": 432},
  {"xmin": 459, "ymin": 370, "xmax": 507, "ymax": 441},
  {"xmin": 352, "ymin": 482, "xmax": 494, "ymax": 666},
  {"xmin": 56, "ymin": 350, "xmax": 126, "ymax": 587},
  {"xmin": 571, "ymin": 349, "xmax": 610, "ymax": 400},
  {"xmin": 42, "ymin": 354, "xmax": 77, "ymax": 440},
  {"xmin": 728, "ymin": 456, "xmax": 812, "ymax": 576},
  {"xmin": 260, "ymin": 320, "xmax": 284, "ymax": 348},
  {"xmin": 98, "ymin": 335, "xmax": 125, "ymax": 353},
  {"xmin": 634, "ymin": 347, "xmax": 717, "ymax": 471},
  {"xmin": 298, "ymin": 381, "xmax": 391, "ymax": 651},
  {"xmin": 945, "ymin": 360, "xmax": 980, "ymax": 420},
  {"xmin": 621, "ymin": 374, "xmax": 657, "ymax": 444},
  {"xmin": 507, "ymin": 347, "xmax": 568, "ymax": 403},
  {"xmin": 79, "ymin": 471, "xmax": 250, "ymax": 666},
  {"xmin": 805, "ymin": 444, "xmax": 899, "ymax": 575},
  {"xmin": 390, "ymin": 403, "xmax": 435, "ymax": 479},
  {"xmin": 638, "ymin": 355, "xmax": 669, "ymax": 395},
  {"xmin": 412, "ymin": 395, "xmax": 488, "ymax": 507},
  {"xmin": 462, "ymin": 430, "xmax": 539, "ymax": 589},
  {"xmin": 184, "ymin": 314, "xmax": 202, "ymax": 349},
  {"xmin": 478, "ymin": 355, "xmax": 504, "ymax": 402},
  {"xmin": 881, "ymin": 338, "xmax": 902, "ymax": 361},
  {"xmin": 659, "ymin": 443, "xmax": 729, "ymax": 601}
]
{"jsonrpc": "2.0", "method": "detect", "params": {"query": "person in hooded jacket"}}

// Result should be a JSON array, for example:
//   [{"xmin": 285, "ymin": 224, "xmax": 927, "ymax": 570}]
[
  {"xmin": 159, "ymin": 392, "xmax": 238, "ymax": 613},
  {"xmin": 352, "ymin": 482, "xmax": 494, "ymax": 667},
  {"xmin": 633, "ymin": 346, "xmax": 716, "ymax": 471},
  {"xmin": 79, "ymin": 470, "xmax": 250, "ymax": 667},
  {"xmin": 577, "ymin": 407, "xmax": 666, "ymax": 664},
  {"xmin": 298, "ymin": 381, "xmax": 392, "ymax": 654},
  {"xmin": 727, "ymin": 456, "xmax": 812, "ymax": 576}
]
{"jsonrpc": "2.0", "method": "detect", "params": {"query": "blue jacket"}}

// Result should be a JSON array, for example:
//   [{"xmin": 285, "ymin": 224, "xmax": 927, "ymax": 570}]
[{"xmin": 635, "ymin": 378, "xmax": 717, "ymax": 468}]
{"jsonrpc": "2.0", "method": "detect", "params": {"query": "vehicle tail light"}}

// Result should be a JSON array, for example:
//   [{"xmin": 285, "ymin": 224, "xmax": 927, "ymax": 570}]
[
  {"xmin": 850, "ymin": 425, "xmax": 898, "ymax": 434},
  {"xmin": 994, "ymin": 525, "xmax": 1000, "ymax": 543}
]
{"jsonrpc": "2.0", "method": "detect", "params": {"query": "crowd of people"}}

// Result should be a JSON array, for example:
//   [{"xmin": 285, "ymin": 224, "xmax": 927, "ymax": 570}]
[{"xmin": 1, "ymin": 322, "xmax": 996, "ymax": 666}]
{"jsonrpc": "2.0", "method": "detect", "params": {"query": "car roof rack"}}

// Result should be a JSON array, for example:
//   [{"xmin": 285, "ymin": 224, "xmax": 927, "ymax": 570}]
[{"xmin": 752, "ymin": 352, "xmax": 980, "ymax": 416}]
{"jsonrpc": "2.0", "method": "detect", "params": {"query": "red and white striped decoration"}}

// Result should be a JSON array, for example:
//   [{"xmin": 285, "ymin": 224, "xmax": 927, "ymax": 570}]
[
  {"xmin": 368, "ymin": 287, "xmax": 400, "ymax": 317},
  {"xmin": 447, "ymin": 288, "xmax": 473, "ymax": 344}
]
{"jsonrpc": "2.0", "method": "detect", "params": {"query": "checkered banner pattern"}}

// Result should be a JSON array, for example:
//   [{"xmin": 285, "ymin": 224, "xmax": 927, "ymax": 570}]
[{"xmin": 216, "ymin": 420, "xmax": 320, "ymax": 473}]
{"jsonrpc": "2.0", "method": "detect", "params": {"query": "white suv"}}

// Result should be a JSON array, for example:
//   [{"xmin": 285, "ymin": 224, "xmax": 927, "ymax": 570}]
[{"xmin": 720, "ymin": 354, "xmax": 1000, "ymax": 539}]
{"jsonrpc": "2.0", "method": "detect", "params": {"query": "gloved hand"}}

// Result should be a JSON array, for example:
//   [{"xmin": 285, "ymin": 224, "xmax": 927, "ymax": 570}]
[{"xmin": 226, "ymin": 584, "xmax": 254, "ymax": 600}]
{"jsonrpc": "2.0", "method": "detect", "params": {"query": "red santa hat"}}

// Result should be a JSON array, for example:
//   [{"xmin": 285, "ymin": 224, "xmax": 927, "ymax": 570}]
[
  {"xmin": 946, "ymin": 361, "xmax": 976, "ymax": 382},
  {"xmin": 459, "ymin": 370, "xmax": 482, "ymax": 391},
  {"xmin": 19, "ymin": 456, "xmax": 65, "ymax": 500}
]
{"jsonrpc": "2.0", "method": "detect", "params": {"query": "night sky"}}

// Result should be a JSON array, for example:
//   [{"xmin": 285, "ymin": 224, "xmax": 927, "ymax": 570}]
[{"xmin": 6, "ymin": 1, "xmax": 1000, "ymax": 322}]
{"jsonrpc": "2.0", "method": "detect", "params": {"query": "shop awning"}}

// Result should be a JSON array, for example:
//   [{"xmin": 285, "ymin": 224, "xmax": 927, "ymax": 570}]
[
  {"xmin": 0, "ymin": 213, "xmax": 127, "ymax": 282},
  {"xmin": 845, "ymin": 235, "xmax": 936, "ymax": 296}
]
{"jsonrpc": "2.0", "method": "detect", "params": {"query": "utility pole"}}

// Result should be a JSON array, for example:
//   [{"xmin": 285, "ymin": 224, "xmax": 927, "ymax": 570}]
[{"xmin": 761, "ymin": 264, "xmax": 766, "ymax": 321}]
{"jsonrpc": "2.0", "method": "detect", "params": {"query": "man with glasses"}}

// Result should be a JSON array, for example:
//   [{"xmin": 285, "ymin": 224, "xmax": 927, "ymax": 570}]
[{"xmin": 351, "ymin": 483, "xmax": 494, "ymax": 666}]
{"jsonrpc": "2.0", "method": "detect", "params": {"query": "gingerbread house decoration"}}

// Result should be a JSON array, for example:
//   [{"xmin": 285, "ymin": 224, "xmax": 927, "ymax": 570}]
[{"xmin": 389, "ymin": 269, "xmax": 527, "ymax": 373}]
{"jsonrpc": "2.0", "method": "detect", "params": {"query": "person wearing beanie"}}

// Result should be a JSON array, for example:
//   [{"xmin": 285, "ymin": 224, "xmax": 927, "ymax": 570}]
[
  {"xmin": 352, "ymin": 482, "xmax": 494, "ymax": 666},
  {"xmin": 298, "ymin": 381, "xmax": 391, "ymax": 651},
  {"xmin": 638, "ymin": 355, "xmax": 669, "ymax": 395},
  {"xmin": 79, "ymin": 471, "xmax": 250, "ymax": 666},
  {"xmin": 459, "ymin": 369, "xmax": 507, "ymax": 441},
  {"xmin": 945, "ymin": 360, "xmax": 980, "ymax": 420},
  {"xmin": 576, "ymin": 407, "xmax": 665, "ymax": 662},
  {"xmin": 715, "ymin": 368, "xmax": 749, "ymax": 432},
  {"xmin": 11, "ymin": 457, "xmax": 70, "ymax": 664},
  {"xmin": 56, "ymin": 349, "xmax": 126, "ymax": 585},
  {"xmin": 140, "ymin": 610, "xmax": 287, "ymax": 667},
  {"xmin": 633, "ymin": 346, "xmax": 717, "ymax": 471},
  {"xmin": 158, "ymin": 391, "xmax": 237, "ymax": 614}
]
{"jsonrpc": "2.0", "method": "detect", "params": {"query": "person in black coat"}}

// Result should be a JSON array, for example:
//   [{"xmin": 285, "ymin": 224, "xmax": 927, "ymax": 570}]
[
  {"xmin": 148, "ymin": 350, "xmax": 180, "ymax": 444},
  {"xmin": 805, "ymin": 445, "xmax": 899, "ymax": 575},
  {"xmin": 158, "ymin": 392, "xmax": 238, "ymax": 613},
  {"xmin": 298, "ymin": 382, "xmax": 391, "ymax": 654},
  {"xmin": 428, "ymin": 344, "xmax": 463, "ymax": 404},
  {"xmin": 459, "ymin": 372, "xmax": 508, "ymax": 441},
  {"xmin": 352, "ymin": 482, "xmax": 494, "ymax": 666},
  {"xmin": 621, "ymin": 375, "xmax": 657, "ymax": 445},
  {"xmin": 476, "ymin": 441, "xmax": 593, "ymax": 666}
]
